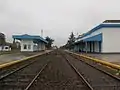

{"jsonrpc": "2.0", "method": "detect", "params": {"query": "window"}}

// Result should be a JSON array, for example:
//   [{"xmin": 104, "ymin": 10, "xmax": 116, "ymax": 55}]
[
  {"xmin": 5, "ymin": 47, "xmax": 8, "ymax": 49},
  {"xmin": 28, "ymin": 45, "xmax": 31, "ymax": 49},
  {"xmin": 23, "ymin": 44, "xmax": 27, "ymax": 49}
]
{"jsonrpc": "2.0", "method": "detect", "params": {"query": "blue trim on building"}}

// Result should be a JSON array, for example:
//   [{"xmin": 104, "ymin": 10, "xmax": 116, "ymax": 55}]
[
  {"xmin": 12, "ymin": 34, "xmax": 48, "ymax": 43},
  {"xmin": 83, "ymin": 33, "xmax": 102, "ymax": 42},
  {"xmin": 80, "ymin": 24, "xmax": 120, "ymax": 38}
]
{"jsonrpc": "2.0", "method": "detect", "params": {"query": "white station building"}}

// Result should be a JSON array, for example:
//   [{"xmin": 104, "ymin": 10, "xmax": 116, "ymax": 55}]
[
  {"xmin": 74, "ymin": 20, "xmax": 120, "ymax": 53},
  {"xmin": 12, "ymin": 34, "xmax": 47, "ymax": 52}
]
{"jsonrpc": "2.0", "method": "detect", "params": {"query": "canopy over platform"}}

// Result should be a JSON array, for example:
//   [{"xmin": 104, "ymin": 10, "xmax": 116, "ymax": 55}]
[{"xmin": 83, "ymin": 33, "xmax": 102, "ymax": 42}]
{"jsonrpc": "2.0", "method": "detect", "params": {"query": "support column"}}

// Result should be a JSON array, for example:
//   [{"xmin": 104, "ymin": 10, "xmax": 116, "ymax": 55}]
[
  {"xmin": 80, "ymin": 42, "xmax": 82, "ymax": 52},
  {"xmin": 85, "ymin": 42, "xmax": 88, "ymax": 53},
  {"xmin": 99, "ymin": 41, "xmax": 102, "ymax": 53},
  {"xmin": 81, "ymin": 42, "xmax": 83, "ymax": 52},
  {"xmin": 93, "ymin": 42, "xmax": 95, "ymax": 53},
  {"xmin": 78, "ymin": 44, "xmax": 80, "ymax": 52},
  {"xmin": 90, "ymin": 41, "xmax": 92, "ymax": 53},
  {"xmin": 78, "ymin": 43, "xmax": 80, "ymax": 52},
  {"xmin": 83, "ymin": 42, "xmax": 85, "ymax": 52}
]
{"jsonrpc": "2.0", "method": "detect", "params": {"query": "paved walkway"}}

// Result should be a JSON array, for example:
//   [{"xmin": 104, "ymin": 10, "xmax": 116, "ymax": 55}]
[
  {"xmin": 0, "ymin": 50, "xmax": 51, "ymax": 65},
  {"xmin": 83, "ymin": 53, "xmax": 120, "ymax": 65}
]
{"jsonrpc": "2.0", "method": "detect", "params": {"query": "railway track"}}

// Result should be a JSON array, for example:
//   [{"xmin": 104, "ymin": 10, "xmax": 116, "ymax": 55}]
[
  {"xmin": 0, "ymin": 50, "xmax": 92, "ymax": 90},
  {"xmin": 26, "ymin": 50, "xmax": 92, "ymax": 90},
  {"xmin": 0, "ymin": 50, "xmax": 120, "ymax": 90},
  {"xmin": 0, "ymin": 52, "xmax": 51, "ymax": 90},
  {"xmin": 61, "ymin": 52, "xmax": 93, "ymax": 90},
  {"xmin": 0, "ymin": 53, "xmax": 47, "ymax": 79},
  {"xmin": 63, "ymin": 50, "xmax": 120, "ymax": 90}
]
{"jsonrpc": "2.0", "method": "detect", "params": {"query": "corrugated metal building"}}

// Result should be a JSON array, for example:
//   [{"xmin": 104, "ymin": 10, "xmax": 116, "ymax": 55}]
[{"xmin": 74, "ymin": 20, "xmax": 120, "ymax": 53}]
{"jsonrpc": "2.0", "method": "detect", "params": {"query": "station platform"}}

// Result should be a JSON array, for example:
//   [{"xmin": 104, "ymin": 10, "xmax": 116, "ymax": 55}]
[
  {"xmin": 82, "ymin": 53, "xmax": 120, "ymax": 65},
  {"xmin": 0, "ymin": 50, "xmax": 51, "ymax": 65}
]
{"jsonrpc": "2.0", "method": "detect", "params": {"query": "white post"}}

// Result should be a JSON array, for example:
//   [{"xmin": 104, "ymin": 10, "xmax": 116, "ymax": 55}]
[{"xmin": 41, "ymin": 29, "xmax": 43, "ymax": 37}]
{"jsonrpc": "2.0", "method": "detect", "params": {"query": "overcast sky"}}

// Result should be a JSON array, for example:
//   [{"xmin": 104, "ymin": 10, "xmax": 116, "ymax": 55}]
[{"xmin": 0, "ymin": 0, "xmax": 120, "ymax": 46}]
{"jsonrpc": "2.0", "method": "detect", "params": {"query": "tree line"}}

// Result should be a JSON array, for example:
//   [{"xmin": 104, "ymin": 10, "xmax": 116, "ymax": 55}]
[{"xmin": 60, "ymin": 32, "xmax": 75, "ymax": 49}]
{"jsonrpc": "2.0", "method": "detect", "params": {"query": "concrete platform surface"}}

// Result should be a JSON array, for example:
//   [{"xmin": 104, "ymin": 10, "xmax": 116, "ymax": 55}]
[
  {"xmin": 84, "ymin": 53, "xmax": 120, "ymax": 65},
  {"xmin": 0, "ymin": 50, "xmax": 51, "ymax": 65}
]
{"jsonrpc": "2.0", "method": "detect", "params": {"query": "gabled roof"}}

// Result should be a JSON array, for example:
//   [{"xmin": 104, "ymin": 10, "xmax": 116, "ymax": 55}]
[{"xmin": 12, "ymin": 34, "xmax": 48, "ymax": 43}]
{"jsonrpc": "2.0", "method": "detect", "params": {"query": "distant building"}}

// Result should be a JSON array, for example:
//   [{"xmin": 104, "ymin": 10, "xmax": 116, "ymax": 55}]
[
  {"xmin": 52, "ymin": 46, "xmax": 57, "ymax": 49},
  {"xmin": 12, "ymin": 34, "xmax": 48, "ymax": 52},
  {"xmin": 74, "ymin": 20, "xmax": 120, "ymax": 53}
]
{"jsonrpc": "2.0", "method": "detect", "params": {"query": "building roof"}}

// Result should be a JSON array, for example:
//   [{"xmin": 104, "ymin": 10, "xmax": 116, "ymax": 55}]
[
  {"xmin": 79, "ymin": 23, "xmax": 120, "ymax": 39},
  {"xmin": 12, "ymin": 34, "xmax": 48, "ymax": 43},
  {"xmin": 103, "ymin": 20, "xmax": 120, "ymax": 23},
  {"xmin": 75, "ymin": 20, "xmax": 120, "ymax": 43}
]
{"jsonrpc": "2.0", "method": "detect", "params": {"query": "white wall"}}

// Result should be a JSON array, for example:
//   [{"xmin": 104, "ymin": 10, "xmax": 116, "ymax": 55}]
[
  {"xmin": 77, "ymin": 26, "xmax": 120, "ymax": 53},
  {"xmin": 41, "ymin": 42, "xmax": 45, "ymax": 50},
  {"xmin": 38, "ymin": 42, "xmax": 46, "ymax": 51},
  {"xmin": 33, "ymin": 44, "xmax": 38, "ymax": 51},
  {"xmin": 21, "ymin": 40, "xmax": 34, "ymax": 51},
  {"xmin": 19, "ymin": 39, "xmax": 46, "ymax": 52},
  {"xmin": 94, "ymin": 42, "xmax": 99, "ymax": 52},
  {"xmin": 87, "ymin": 42, "xmax": 90, "ymax": 52},
  {"xmin": 91, "ymin": 42, "xmax": 93, "ymax": 52},
  {"xmin": 102, "ymin": 28, "xmax": 120, "ymax": 53}
]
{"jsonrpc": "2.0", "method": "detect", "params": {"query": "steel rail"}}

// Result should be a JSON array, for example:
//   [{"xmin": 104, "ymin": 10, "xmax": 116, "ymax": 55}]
[
  {"xmin": 0, "ymin": 60, "xmax": 36, "ymax": 80},
  {"xmin": 0, "ymin": 52, "xmax": 51, "ymax": 80},
  {"xmin": 61, "ymin": 53, "xmax": 94, "ymax": 90},
  {"xmin": 69, "ymin": 53, "xmax": 120, "ymax": 82},
  {"xmin": 24, "ymin": 61, "xmax": 50, "ymax": 90}
]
